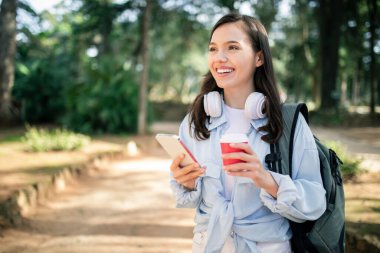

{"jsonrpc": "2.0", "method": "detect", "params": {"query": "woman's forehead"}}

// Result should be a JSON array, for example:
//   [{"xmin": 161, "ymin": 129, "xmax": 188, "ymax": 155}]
[{"xmin": 210, "ymin": 22, "xmax": 250, "ymax": 44}]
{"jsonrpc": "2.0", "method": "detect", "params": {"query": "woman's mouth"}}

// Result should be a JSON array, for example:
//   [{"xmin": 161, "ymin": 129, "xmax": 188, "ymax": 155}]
[{"xmin": 216, "ymin": 67, "xmax": 235, "ymax": 75}]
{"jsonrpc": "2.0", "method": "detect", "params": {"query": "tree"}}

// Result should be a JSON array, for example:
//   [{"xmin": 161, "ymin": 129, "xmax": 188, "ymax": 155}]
[
  {"xmin": 0, "ymin": 0, "xmax": 17, "ymax": 124},
  {"xmin": 318, "ymin": 0, "xmax": 344, "ymax": 110},
  {"xmin": 217, "ymin": 0, "xmax": 237, "ymax": 12},
  {"xmin": 367, "ymin": 0, "xmax": 378, "ymax": 117},
  {"xmin": 338, "ymin": 0, "xmax": 364, "ymax": 107},
  {"xmin": 252, "ymin": 0, "xmax": 281, "ymax": 32},
  {"xmin": 75, "ymin": 0, "xmax": 134, "ymax": 57},
  {"xmin": 272, "ymin": 0, "xmax": 319, "ymax": 104},
  {"xmin": 138, "ymin": 0, "xmax": 152, "ymax": 134}
]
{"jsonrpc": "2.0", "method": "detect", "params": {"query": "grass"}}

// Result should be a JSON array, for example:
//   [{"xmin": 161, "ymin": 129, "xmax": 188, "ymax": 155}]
[
  {"xmin": 23, "ymin": 127, "xmax": 91, "ymax": 152},
  {"xmin": 325, "ymin": 141, "xmax": 362, "ymax": 179},
  {"xmin": 309, "ymin": 109, "xmax": 380, "ymax": 127},
  {"xmin": 0, "ymin": 129, "xmax": 124, "ymax": 202},
  {"xmin": 0, "ymin": 134, "xmax": 23, "ymax": 144}
]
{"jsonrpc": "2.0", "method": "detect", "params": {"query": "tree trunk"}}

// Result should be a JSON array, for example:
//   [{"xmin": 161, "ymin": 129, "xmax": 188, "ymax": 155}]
[
  {"xmin": 138, "ymin": 0, "xmax": 152, "ymax": 135},
  {"xmin": 367, "ymin": 0, "xmax": 378, "ymax": 117},
  {"xmin": 99, "ymin": 3, "xmax": 113, "ymax": 56},
  {"xmin": 340, "ymin": 72, "xmax": 347, "ymax": 106},
  {"xmin": 352, "ymin": 59, "xmax": 362, "ymax": 106},
  {"xmin": 0, "ymin": 0, "xmax": 17, "ymax": 124},
  {"xmin": 312, "ymin": 67, "xmax": 321, "ymax": 108},
  {"xmin": 300, "ymin": 6, "xmax": 320, "ymax": 107},
  {"xmin": 318, "ymin": 0, "xmax": 343, "ymax": 110}
]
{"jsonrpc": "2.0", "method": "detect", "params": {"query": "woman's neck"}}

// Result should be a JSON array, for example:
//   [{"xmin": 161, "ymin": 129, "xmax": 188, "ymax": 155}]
[{"xmin": 223, "ymin": 86, "xmax": 254, "ymax": 109}]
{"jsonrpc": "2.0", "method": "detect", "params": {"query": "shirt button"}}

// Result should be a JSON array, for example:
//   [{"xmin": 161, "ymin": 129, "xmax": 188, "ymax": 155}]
[{"xmin": 230, "ymin": 231, "xmax": 234, "ymax": 237}]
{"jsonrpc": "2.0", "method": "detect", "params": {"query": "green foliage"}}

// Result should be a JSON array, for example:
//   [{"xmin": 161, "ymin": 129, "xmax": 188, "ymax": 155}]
[
  {"xmin": 148, "ymin": 6, "xmax": 208, "ymax": 102},
  {"xmin": 13, "ymin": 59, "xmax": 67, "ymax": 123},
  {"xmin": 0, "ymin": 134, "xmax": 23, "ymax": 144},
  {"xmin": 63, "ymin": 57, "xmax": 139, "ymax": 134},
  {"xmin": 309, "ymin": 110, "xmax": 345, "ymax": 126},
  {"xmin": 23, "ymin": 126, "xmax": 90, "ymax": 152},
  {"xmin": 13, "ymin": 9, "xmax": 75, "ymax": 124},
  {"xmin": 325, "ymin": 141, "xmax": 362, "ymax": 179},
  {"xmin": 11, "ymin": 0, "xmax": 378, "ymax": 134}
]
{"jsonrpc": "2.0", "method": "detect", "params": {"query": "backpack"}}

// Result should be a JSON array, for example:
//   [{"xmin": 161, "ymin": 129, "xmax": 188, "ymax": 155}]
[{"xmin": 265, "ymin": 103, "xmax": 346, "ymax": 253}]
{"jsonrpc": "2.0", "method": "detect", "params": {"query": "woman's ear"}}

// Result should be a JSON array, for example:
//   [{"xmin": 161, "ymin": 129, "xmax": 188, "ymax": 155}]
[{"xmin": 255, "ymin": 51, "xmax": 264, "ymax": 67}]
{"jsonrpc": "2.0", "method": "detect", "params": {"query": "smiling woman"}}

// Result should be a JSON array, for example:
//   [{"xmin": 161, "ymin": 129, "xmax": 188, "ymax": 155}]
[{"xmin": 166, "ymin": 13, "xmax": 327, "ymax": 253}]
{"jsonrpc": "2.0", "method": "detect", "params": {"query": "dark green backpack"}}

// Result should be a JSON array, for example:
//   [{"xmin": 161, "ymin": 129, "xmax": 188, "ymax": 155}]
[{"xmin": 265, "ymin": 103, "xmax": 345, "ymax": 253}]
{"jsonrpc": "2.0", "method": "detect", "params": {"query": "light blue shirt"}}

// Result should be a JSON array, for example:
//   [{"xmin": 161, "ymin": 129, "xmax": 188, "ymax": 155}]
[{"xmin": 170, "ymin": 108, "xmax": 326, "ymax": 253}]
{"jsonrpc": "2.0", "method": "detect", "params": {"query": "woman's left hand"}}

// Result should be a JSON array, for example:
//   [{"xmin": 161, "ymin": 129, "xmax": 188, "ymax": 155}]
[{"xmin": 222, "ymin": 143, "xmax": 279, "ymax": 197}]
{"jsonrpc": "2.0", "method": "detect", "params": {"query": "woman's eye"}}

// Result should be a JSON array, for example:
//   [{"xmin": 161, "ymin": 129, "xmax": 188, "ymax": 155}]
[
  {"xmin": 229, "ymin": 45, "xmax": 239, "ymax": 50},
  {"xmin": 209, "ymin": 47, "xmax": 216, "ymax": 52}
]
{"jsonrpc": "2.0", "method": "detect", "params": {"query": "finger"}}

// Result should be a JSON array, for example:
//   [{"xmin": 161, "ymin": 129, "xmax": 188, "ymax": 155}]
[
  {"xmin": 170, "ymin": 154, "xmax": 185, "ymax": 171},
  {"xmin": 230, "ymin": 143, "xmax": 255, "ymax": 155},
  {"xmin": 173, "ymin": 163, "xmax": 201, "ymax": 179},
  {"xmin": 222, "ymin": 152, "xmax": 256, "ymax": 162},
  {"xmin": 224, "ymin": 162, "xmax": 259, "ymax": 172},
  {"xmin": 181, "ymin": 163, "xmax": 201, "ymax": 175},
  {"xmin": 176, "ymin": 167, "xmax": 206, "ymax": 184}
]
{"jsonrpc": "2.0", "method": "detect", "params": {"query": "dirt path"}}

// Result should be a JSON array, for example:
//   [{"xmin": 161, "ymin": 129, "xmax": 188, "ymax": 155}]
[
  {"xmin": 312, "ymin": 126, "xmax": 380, "ymax": 172},
  {"xmin": 0, "ymin": 157, "xmax": 194, "ymax": 253}
]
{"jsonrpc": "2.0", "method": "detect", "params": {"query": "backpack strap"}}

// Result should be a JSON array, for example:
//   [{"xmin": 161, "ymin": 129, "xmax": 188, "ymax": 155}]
[
  {"xmin": 287, "ymin": 103, "xmax": 309, "ymax": 177},
  {"xmin": 267, "ymin": 103, "xmax": 309, "ymax": 177},
  {"xmin": 265, "ymin": 143, "xmax": 281, "ymax": 173},
  {"xmin": 274, "ymin": 103, "xmax": 314, "ymax": 253}
]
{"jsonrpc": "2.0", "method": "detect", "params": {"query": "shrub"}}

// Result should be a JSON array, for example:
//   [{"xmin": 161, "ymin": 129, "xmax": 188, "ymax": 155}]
[
  {"xmin": 63, "ymin": 57, "xmax": 139, "ymax": 134},
  {"xmin": 13, "ymin": 42, "xmax": 71, "ymax": 124},
  {"xmin": 325, "ymin": 141, "xmax": 362, "ymax": 179},
  {"xmin": 23, "ymin": 127, "xmax": 90, "ymax": 152}
]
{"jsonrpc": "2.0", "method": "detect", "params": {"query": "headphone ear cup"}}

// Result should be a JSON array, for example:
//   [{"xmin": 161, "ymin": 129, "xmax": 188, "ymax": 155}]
[
  {"xmin": 203, "ymin": 91, "xmax": 223, "ymax": 117},
  {"xmin": 244, "ymin": 92, "xmax": 266, "ymax": 119}
]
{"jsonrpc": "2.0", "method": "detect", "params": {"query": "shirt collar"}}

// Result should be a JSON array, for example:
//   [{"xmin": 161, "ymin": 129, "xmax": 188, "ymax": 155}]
[
  {"xmin": 206, "ymin": 112, "xmax": 227, "ymax": 131},
  {"xmin": 250, "ymin": 117, "xmax": 268, "ymax": 132}
]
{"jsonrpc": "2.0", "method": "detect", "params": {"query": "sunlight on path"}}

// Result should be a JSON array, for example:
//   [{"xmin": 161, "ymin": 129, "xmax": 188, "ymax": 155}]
[
  {"xmin": 110, "ymin": 157, "xmax": 172, "ymax": 172},
  {"xmin": 0, "ymin": 157, "xmax": 195, "ymax": 253}
]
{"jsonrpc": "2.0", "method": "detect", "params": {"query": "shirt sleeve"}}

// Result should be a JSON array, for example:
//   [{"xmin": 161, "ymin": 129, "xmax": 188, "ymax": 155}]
[
  {"xmin": 169, "ymin": 114, "xmax": 202, "ymax": 208},
  {"xmin": 259, "ymin": 115, "xmax": 327, "ymax": 222}
]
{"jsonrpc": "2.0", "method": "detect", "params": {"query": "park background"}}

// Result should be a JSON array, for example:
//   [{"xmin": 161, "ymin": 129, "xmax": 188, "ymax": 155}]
[{"xmin": 0, "ymin": 0, "xmax": 379, "ymax": 252}]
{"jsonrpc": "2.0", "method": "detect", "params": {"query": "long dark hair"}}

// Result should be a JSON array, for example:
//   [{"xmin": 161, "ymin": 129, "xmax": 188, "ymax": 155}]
[{"xmin": 189, "ymin": 13, "xmax": 283, "ymax": 144}]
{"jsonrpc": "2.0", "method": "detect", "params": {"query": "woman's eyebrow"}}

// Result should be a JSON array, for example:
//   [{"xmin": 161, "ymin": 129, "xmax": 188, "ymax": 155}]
[{"xmin": 209, "ymin": 40, "xmax": 241, "ymax": 46}]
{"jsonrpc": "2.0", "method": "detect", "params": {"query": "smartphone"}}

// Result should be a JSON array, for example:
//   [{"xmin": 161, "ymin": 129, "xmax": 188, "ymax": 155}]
[{"xmin": 155, "ymin": 134, "xmax": 197, "ymax": 167}]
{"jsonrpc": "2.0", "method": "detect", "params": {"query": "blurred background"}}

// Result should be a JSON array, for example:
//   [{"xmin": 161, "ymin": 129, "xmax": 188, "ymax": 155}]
[
  {"xmin": 0, "ymin": 1, "xmax": 379, "ymax": 252},
  {"xmin": 0, "ymin": 0, "xmax": 378, "ymax": 133}
]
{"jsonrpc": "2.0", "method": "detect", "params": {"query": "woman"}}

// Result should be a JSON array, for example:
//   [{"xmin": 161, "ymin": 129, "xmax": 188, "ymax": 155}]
[{"xmin": 169, "ymin": 13, "xmax": 326, "ymax": 253}]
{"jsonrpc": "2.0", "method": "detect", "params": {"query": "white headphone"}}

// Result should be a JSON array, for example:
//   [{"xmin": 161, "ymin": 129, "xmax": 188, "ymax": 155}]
[{"xmin": 203, "ymin": 91, "xmax": 266, "ymax": 119}]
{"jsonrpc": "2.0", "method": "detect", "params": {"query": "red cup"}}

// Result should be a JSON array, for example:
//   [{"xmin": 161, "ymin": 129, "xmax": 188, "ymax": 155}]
[{"xmin": 220, "ymin": 134, "xmax": 248, "ymax": 165}]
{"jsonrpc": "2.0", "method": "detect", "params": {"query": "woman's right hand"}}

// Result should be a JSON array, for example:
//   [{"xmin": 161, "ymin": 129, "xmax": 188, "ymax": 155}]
[{"xmin": 170, "ymin": 154, "xmax": 205, "ymax": 190}]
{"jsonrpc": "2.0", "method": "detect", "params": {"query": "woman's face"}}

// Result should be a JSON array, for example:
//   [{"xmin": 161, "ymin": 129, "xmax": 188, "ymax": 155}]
[{"xmin": 208, "ymin": 22, "xmax": 261, "ymax": 93}]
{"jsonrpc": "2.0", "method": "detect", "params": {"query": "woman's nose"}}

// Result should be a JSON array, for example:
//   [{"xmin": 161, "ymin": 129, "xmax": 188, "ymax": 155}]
[{"xmin": 215, "ymin": 51, "xmax": 228, "ymax": 62}]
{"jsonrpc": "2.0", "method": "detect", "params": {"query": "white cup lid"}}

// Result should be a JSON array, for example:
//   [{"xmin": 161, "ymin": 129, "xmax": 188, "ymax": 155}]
[{"xmin": 220, "ymin": 133, "xmax": 248, "ymax": 143}]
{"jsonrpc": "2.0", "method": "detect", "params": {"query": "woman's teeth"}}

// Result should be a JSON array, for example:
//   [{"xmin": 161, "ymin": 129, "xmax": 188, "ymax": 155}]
[{"xmin": 217, "ymin": 68, "xmax": 234, "ymax": 74}]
